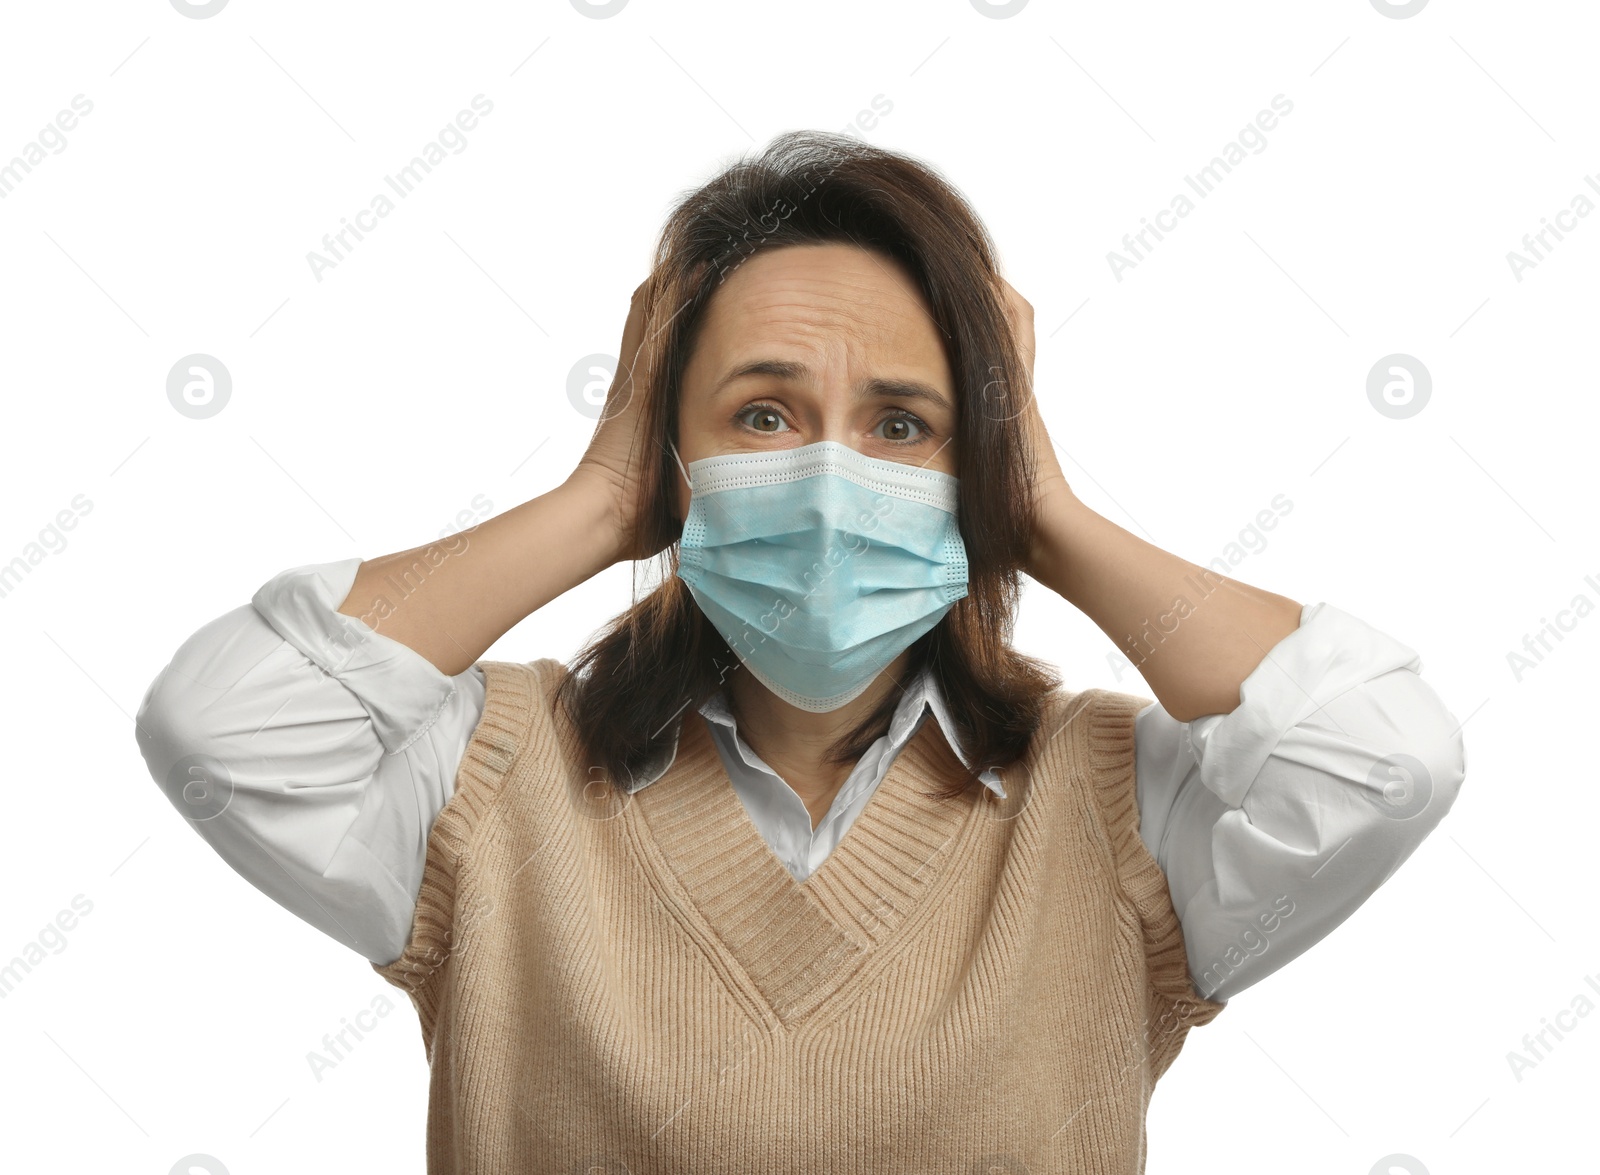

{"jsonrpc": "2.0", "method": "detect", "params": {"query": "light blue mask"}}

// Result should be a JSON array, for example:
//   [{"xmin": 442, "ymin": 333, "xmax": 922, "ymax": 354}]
[{"xmin": 672, "ymin": 440, "xmax": 969, "ymax": 712}]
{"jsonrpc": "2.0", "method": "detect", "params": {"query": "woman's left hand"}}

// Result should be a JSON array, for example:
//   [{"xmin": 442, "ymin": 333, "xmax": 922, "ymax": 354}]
[{"xmin": 997, "ymin": 277, "xmax": 1074, "ymax": 576}]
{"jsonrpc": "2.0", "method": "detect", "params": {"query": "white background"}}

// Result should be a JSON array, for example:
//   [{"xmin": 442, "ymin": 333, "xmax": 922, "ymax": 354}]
[{"xmin": 0, "ymin": 1, "xmax": 1593, "ymax": 1172}]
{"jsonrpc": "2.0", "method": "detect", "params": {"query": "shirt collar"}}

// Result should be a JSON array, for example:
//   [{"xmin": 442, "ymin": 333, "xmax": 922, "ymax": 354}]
[{"xmin": 624, "ymin": 663, "xmax": 1007, "ymax": 798}]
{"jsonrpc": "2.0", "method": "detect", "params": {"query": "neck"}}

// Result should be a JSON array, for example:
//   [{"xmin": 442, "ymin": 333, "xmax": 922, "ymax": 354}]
[{"xmin": 724, "ymin": 649, "xmax": 917, "ymax": 829}]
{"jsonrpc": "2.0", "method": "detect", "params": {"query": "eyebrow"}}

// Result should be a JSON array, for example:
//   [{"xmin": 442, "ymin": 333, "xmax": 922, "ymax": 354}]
[{"xmin": 712, "ymin": 358, "xmax": 953, "ymax": 413}]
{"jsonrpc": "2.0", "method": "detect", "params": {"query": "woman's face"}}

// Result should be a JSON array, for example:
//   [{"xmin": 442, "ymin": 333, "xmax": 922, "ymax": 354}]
[{"xmin": 674, "ymin": 241, "xmax": 957, "ymax": 522}]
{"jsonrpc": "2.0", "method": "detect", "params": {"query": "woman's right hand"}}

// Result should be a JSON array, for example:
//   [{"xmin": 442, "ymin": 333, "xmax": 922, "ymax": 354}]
[{"xmin": 567, "ymin": 279, "xmax": 670, "ymax": 563}]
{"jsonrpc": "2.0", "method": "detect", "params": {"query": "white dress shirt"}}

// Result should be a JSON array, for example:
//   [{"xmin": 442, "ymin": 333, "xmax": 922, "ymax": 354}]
[{"xmin": 133, "ymin": 556, "xmax": 1466, "ymax": 1002}]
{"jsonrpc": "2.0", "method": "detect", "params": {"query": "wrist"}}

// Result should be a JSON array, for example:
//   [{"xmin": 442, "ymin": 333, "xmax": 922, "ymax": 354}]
[
  {"xmin": 557, "ymin": 469, "xmax": 631, "ymax": 570},
  {"xmin": 1025, "ymin": 480, "xmax": 1089, "ymax": 594}
]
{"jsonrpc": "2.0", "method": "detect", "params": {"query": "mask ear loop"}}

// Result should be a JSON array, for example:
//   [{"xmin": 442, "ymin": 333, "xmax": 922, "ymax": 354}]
[
  {"xmin": 666, "ymin": 439, "xmax": 701, "ymax": 536},
  {"xmin": 668, "ymin": 439, "xmax": 747, "ymax": 696},
  {"xmin": 667, "ymin": 438, "xmax": 692, "ymax": 494}
]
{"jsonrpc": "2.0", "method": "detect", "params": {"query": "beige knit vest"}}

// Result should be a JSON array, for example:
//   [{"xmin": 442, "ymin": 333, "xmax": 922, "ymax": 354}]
[{"xmin": 373, "ymin": 658, "xmax": 1225, "ymax": 1173}]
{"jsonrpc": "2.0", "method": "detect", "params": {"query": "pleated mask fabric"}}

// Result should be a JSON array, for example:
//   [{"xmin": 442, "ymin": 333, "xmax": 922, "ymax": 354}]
[{"xmin": 674, "ymin": 440, "xmax": 969, "ymax": 712}]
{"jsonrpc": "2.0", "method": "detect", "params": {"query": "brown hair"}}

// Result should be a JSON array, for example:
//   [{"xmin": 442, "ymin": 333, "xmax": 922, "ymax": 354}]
[{"xmin": 555, "ymin": 130, "xmax": 1061, "ymax": 800}]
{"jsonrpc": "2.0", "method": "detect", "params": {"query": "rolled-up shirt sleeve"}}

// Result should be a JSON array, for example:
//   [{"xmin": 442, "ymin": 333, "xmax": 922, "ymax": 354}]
[
  {"xmin": 133, "ymin": 557, "xmax": 483, "ymax": 965},
  {"xmin": 1134, "ymin": 601, "xmax": 1468, "ymax": 1003}
]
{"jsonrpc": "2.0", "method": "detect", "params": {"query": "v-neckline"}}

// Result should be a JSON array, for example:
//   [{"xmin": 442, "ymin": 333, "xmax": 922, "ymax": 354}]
[{"xmin": 626, "ymin": 706, "xmax": 984, "ymax": 1029}]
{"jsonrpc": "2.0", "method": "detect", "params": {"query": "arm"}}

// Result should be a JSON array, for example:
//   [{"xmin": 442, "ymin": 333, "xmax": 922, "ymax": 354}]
[
  {"xmin": 1132, "ymin": 602, "xmax": 1468, "ymax": 1001},
  {"xmin": 1027, "ymin": 489, "xmax": 1304, "ymax": 723},
  {"xmin": 336, "ymin": 280, "xmax": 657, "ymax": 677},
  {"xmin": 336, "ymin": 478, "xmax": 621, "ymax": 678},
  {"xmin": 1000, "ymin": 278, "xmax": 1301, "ymax": 723},
  {"xmin": 997, "ymin": 281, "xmax": 1465, "ymax": 1001},
  {"xmin": 134, "ymin": 558, "xmax": 487, "ymax": 963},
  {"xmin": 136, "ymin": 280, "xmax": 657, "ymax": 959},
  {"xmin": 140, "ymin": 482, "xmax": 629, "ymax": 958}
]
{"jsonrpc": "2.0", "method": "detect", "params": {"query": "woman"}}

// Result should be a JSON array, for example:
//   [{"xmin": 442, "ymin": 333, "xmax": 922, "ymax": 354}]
[{"xmin": 135, "ymin": 131, "xmax": 1467, "ymax": 1172}]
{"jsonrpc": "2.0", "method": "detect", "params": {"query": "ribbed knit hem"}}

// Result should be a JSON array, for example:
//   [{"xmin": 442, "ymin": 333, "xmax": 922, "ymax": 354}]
[
  {"xmin": 1081, "ymin": 687, "xmax": 1227, "ymax": 1078},
  {"xmin": 371, "ymin": 658, "xmax": 556, "ymax": 1046}
]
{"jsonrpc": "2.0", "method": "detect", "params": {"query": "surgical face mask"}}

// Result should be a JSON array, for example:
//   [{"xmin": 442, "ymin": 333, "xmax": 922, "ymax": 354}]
[{"xmin": 671, "ymin": 439, "xmax": 969, "ymax": 712}]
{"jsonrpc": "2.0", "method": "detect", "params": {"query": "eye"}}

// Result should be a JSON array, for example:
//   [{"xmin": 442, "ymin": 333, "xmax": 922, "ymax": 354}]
[
  {"xmin": 735, "ymin": 402, "xmax": 792, "ymax": 434},
  {"xmin": 876, "ymin": 412, "xmax": 929, "ymax": 444}
]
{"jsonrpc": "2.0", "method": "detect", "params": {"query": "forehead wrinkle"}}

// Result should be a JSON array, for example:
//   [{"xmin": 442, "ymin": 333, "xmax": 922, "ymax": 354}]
[
  {"xmin": 706, "ymin": 312, "xmax": 948, "ymax": 404},
  {"xmin": 689, "ymin": 247, "xmax": 951, "ymax": 407},
  {"xmin": 844, "ymin": 244, "xmax": 951, "ymax": 344},
  {"xmin": 727, "ymin": 291, "xmax": 891, "ymax": 337},
  {"xmin": 721, "ymin": 257, "xmax": 918, "ymax": 324},
  {"xmin": 728, "ymin": 288, "xmax": 935, "ymax": 358},
  {"xmin": 707, "ymin": 244, "xmax": 935, "ymax": 338}
]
